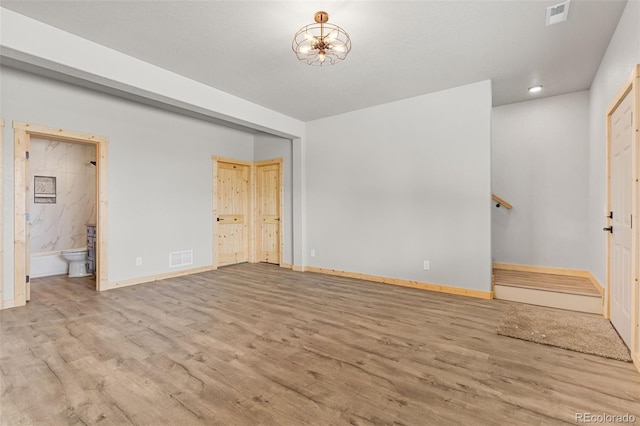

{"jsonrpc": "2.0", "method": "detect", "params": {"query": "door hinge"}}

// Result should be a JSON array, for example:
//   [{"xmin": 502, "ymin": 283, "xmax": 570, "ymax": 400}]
[
  {"xmin": 26, "ymin": 151, "xmax": 29, "ymax": 159},
  {"xmin": 26, "ymin": 275, "xmax": 30, "ymax": 283},
  {"xmin": 632, "ymin": 215, "xmax": 633, "ymax": 229},
  {"xmin": 25, "ymin": 213, "xmax": 30, "ymax": 222}
]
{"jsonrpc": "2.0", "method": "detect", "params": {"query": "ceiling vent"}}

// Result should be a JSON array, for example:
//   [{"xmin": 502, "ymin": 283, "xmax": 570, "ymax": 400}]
[{"xmin": 546, "ymin": 1, "xmax": 570, "ymax": 26}]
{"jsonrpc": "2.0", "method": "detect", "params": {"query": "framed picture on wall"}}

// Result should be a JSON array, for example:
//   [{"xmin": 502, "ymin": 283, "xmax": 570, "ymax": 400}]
[{"xmin": 34, "ymin": 176, "xmax": 57, "ymax": 204}]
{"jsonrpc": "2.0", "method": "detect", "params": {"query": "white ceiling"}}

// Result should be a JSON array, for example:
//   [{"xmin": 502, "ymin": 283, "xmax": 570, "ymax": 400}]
[{"xmin": 0, "ymin": 0, "xmax": 628, "ymax": 122}]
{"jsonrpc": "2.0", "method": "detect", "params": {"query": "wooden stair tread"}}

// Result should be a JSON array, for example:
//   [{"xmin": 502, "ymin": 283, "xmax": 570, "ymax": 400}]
[
  {"xmin": 493, "ymin": 269, "xmax": 601, "ymax": 296},
  {"xmin": 495, "ymin": 282, "xmax": 601, "ymax": 297}
]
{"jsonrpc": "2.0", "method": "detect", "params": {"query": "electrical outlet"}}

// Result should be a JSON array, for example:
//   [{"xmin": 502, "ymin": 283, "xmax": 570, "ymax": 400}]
[
  {"xmin": 136, "ymin": 257, "xmax": 143, "ymax": 266},
  {"xmin": 423, "ymin": 260, "xmax": 430, "ymax": 270},
  {"xmin": 310, "ymin": 249, "xmax": 316, "ymax": 257}
]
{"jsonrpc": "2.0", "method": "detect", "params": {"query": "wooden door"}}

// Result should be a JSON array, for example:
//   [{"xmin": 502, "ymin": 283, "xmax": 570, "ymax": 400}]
[
  {"xmin": 256, "ymin": 161, "xmax": 281, "ymax": 264},
  {"xmin": 609, "ymin": 89, "xmax": 634, "ymax": 348},
  {"xmin": 215, "ymin": 160, "xmax": 250, "ymax": 267}
]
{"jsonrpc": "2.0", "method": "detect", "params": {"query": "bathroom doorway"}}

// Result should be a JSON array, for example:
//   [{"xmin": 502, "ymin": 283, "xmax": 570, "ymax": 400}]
[
  {"xmin": 29, "ymin": 138, "xmax": 97, "ymax": 282},
  {"xmin": 13, "ymin": 122, "xmax": 108, "ymax": 307}
]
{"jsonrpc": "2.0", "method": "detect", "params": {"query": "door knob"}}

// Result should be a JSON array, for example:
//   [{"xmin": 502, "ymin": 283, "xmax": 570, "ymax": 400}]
[
  {"xmin": 217, "ymin": 217, "xmax": 224, "ymax": 222},
  {"xmin": 603, "ymin": 226, "xmax": 613, "ymax": 233}
]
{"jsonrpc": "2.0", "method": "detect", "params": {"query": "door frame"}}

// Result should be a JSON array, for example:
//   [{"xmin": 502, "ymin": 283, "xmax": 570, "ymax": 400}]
[
  {"xmin": 605, "ymin": 65, "xmax": 640, "ymax": 368},
  {"xmin": 212, "ymin": 156, "xmax": 283, "ymax": 269},
  {"xmin": 13, "ymin": 122, "xmax": 109, "ymax": 306}
]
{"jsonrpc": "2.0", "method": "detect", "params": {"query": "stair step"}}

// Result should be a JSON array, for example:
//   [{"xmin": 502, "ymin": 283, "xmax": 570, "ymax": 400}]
[
  {"xmin": 494, "ymin": 284, "xmax": 602, "ymax": 314},
  {"xmin": 494, "ymin": 269, "xmax": 600, "ymax": 296},
  {"xmin": 493, "ymin": 268, "xmax": 602, "ymax": 314},
  {"xmin": 496, "ymin": 281, "xmax": 601, "ymax": 297}
]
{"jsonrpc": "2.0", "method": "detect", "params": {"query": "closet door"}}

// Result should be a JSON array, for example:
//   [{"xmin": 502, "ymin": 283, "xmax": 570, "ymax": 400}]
[
  {"xmin": 215, "ymin": 160, "xmax": 250, "ymax": 267},
  {"xmin": 255, "ymin": 161, "xmax": 281, "ymax": 264}
]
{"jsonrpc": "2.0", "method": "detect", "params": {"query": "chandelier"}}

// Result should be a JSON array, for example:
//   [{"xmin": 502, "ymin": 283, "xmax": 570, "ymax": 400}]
[{"xmin": 292, "ymin": 11, "xmax": 351, "ymax": 66}]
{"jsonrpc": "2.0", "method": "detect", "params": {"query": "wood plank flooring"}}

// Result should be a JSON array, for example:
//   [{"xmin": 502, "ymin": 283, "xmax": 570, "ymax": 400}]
[
  {"xmin": 494, "ymin": 269, "xmax": 601, "ymax": 296},
  {"xmin": 1, "ymin": 264, "xmax": 638, "ymax": 425}
]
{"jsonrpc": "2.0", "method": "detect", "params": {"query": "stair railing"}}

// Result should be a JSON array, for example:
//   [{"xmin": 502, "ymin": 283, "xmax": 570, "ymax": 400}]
[{"xmin": 492, "ymin": 194, "xmax": 512, "ymax": 209}]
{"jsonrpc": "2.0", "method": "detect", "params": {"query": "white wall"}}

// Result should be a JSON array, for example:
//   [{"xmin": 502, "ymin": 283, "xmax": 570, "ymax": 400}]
[
  {"xmin": 254, "ymin": 134, "xmax": 293, "ymax": 265},
  {"xmin": 1, "ymin": 66, "xmax": 256, "ymax": 302},
  {"xmin": 588, "ymin": 0, "xmax": 640, "ymax": 287},
  {"xmin": 305, "ymin": 81, "xmax": 493, "ymax": 292},
  {"xmin": 492, "ymin": 91, "xmax": 590, "ymax": 269}
]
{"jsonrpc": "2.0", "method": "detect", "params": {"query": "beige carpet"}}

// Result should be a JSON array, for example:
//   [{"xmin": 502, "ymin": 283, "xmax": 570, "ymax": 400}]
[{"xmin": 497, "ymin": 304, "xmax": 632, "ymax": 362}]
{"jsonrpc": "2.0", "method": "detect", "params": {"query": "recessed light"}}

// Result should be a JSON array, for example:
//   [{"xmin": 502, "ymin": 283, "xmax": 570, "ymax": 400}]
[{"xmin": 528, "ymin": 85, "xmax": 543, "ymax": 93}]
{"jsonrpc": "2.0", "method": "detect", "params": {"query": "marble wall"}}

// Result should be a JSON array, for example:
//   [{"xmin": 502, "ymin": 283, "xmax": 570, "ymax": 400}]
[{"xmin": 30, "ymin": 138, "xmax": 96, "ymax": 254}]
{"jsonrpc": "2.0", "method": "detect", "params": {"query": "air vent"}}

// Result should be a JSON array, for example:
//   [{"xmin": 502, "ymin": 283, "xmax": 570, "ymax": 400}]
[
  {"xmin": 546, "ymin": 1, "xmax": 570, "ymax": 26},
  {"xmin": 169, "ymin": 250, "xmax": 193, "ymax": 268}
]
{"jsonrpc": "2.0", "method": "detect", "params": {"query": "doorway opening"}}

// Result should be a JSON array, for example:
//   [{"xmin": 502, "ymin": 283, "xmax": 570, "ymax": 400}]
[{"xmin": 13, "ymin": 122, "xmax": 108, "ymax": 306}]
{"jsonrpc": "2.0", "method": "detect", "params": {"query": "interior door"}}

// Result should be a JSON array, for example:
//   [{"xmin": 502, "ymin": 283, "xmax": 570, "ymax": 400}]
[
  {"xmin": 255, "ymin": 161, "xmax": 281, "ymax": 264},
  {"xmin": 215, "ymin": 160, "xmax": 250, "ymax": 267},
  {"xmin": 609, "ymin": 89, "xmax": 634, "ymax": 348}
]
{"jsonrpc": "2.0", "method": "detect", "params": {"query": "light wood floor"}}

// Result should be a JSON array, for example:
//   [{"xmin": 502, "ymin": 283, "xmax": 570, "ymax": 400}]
[
  {"xmin": 494, "ymin": 269, "xmax": 601, "ymax": 296},
  {"xmin": 1, "ymin": 264, "xmax": 638, "ymax": 425}
]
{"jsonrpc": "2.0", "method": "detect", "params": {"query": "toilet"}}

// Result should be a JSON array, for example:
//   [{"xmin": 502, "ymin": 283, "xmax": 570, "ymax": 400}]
[{"xmin": 61, "ymin": 249, "xmax": 91, "ymax": 277}]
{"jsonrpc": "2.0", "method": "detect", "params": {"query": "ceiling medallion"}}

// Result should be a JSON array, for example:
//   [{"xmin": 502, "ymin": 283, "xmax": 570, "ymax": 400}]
[{"xmin": 292, "ymin": 11, "xmax": 351, "ymax": 66}]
